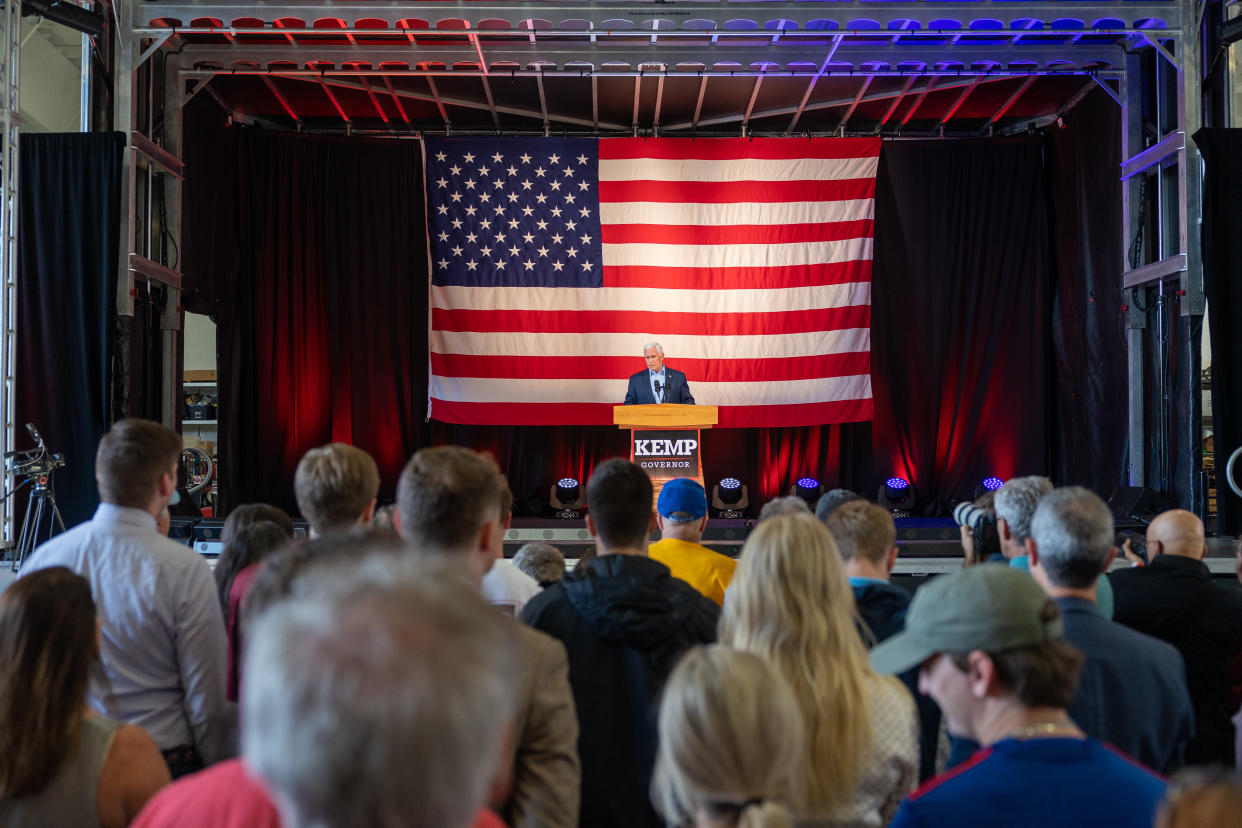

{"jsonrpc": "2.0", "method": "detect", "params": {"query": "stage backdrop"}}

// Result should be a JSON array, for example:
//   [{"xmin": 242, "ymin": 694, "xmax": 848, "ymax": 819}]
[
  {"xmin": 424, "ymin": 136, "xmax": 877, "ymax": 428},
  {"xmin": 183, "ymin": 93, "xmax": 1123, "ymax": 517},
  {"xmin": 16, "ymin": 132, "xmax": 124, "ymax": 529}
]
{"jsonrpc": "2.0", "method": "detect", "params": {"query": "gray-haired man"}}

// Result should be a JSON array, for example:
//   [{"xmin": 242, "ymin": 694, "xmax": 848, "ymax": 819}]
[
  {"xmin": 1027, "ymin": 487, "xmax": 1193, "ymax": 773},
  {"xmin": 623, "ymin": 341, "xmax": 695, "ymax": 405}
]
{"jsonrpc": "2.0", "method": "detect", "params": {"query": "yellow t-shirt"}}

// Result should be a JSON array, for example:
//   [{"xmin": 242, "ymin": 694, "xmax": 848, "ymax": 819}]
[{"xmin": 648, "ymin": 537, "xmax": 737, "ymax": 607}]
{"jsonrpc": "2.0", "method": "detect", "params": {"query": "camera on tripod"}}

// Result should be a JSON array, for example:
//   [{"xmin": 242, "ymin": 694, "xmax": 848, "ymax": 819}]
[
  {"xmin": 5, "ymin": 423, "xmax": 65, "ymax": 478},
  {"xmin": 5, "ymin": 447, "xmax": 65, "ymax": 477},
  {"xmin": 6, "ymin": 423, "xmax": 67, "ymax": 572}
]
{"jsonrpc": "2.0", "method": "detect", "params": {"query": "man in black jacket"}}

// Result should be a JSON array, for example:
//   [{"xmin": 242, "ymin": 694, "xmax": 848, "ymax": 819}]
[
  {"xmin": 1109, "ymin": 509, "xmax": 1242, "ymax": 766},
  {"xmin": 521, "ymin": 459, "xmax": 718, "ymax": 828}
]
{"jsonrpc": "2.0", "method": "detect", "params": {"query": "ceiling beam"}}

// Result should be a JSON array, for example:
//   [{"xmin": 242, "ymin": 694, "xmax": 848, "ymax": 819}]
[
  {"xmin": 178, "ymin": 42, "xmax": 1127, "ymax": 72},
  {"xmin": 982, "ymin": 74, "xmax": 1039, "ymax": 130},
  {"xmin": 838, "ymin": 75, "xmax": 874, "ymax": 132},
  {"xmin": 132, "ymin": 1, "xmax": 1183, "ymax": 33},
  {"xmin": 266, "ymin": 72, "xmax": 629, "ymax": 130}
]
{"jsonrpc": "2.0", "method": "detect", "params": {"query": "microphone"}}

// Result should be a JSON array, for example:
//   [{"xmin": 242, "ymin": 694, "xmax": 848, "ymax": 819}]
[{"xmin": 654, "ymin": 380, "xmax": 663, "ymax": 401}]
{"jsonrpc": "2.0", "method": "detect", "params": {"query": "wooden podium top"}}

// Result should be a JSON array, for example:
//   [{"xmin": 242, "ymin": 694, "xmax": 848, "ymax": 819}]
[{"xmin": 614, "ymin": 404, "xmax": 718, "ymax": 430}]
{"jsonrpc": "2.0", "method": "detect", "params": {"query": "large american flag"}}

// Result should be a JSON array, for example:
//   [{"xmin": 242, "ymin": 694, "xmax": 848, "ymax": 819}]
[{"xmin": 424, "ymin": 136, "xmax": 879, "ymax": 428}]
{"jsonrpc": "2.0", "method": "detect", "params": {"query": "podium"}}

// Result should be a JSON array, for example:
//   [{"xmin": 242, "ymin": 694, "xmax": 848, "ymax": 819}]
[{"xmin": 614, "ymin": 404, "xmax": 719, "ymax": 498}]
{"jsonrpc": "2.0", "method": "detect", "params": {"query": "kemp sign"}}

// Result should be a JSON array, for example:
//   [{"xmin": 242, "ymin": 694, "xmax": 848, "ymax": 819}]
[{"xmin": 631, "ymin": 429, "xmax": 702, "ymax": 480}]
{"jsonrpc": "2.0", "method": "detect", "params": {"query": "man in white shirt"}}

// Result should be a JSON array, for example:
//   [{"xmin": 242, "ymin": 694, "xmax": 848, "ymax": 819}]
[{"xmin": 23, "ymin": 418, "xmax": 233, "ymax": 776}]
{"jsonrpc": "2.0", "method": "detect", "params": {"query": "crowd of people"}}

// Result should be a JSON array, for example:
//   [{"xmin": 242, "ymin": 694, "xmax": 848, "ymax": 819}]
[{"xmin": 3, "ymin": 417, "xmax": 1242, "ymax": 827}]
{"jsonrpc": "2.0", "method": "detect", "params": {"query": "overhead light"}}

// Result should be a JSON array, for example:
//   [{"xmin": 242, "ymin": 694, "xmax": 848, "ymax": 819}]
[
  {"xmin": 711, "ymin": 477, "xmax": 749, "ymax": 519},
  {"xmin": 549, "ymin": 477, "xmax": 584, "ymax": 519}
]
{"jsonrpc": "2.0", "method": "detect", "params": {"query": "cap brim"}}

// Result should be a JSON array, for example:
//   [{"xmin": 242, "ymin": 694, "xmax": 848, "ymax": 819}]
[{"xmin": 868, "ymin": 629, "xmax": 936, "ymax": 675}]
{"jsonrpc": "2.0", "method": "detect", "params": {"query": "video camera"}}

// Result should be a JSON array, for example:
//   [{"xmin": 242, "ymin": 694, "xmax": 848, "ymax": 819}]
[{"xmin": 4, "ymin": 423, "xmax": 66, "ymax": 478}]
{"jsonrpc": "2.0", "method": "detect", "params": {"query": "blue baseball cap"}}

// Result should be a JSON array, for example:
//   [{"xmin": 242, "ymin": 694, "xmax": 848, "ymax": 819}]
[{"xmin": 657, "ymin": 477, "xmax": 708, "ymax": 521}]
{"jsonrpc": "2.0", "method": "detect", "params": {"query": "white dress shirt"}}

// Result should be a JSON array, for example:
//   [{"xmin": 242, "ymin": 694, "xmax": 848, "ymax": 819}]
[{"xmin": 23, "ymin": 503, "xmax": 235, "ymax": 763}]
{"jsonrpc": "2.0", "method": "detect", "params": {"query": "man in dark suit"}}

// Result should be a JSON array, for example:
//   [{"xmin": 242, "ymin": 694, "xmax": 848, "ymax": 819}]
[
  {"xmin": 1109, "ymin": 508, "xmax": 1242, "ymax": 767},
  {"xmin": 622, "ymin": 341, "xmax": 695, "ymax": 405},
  {"xmin": 1027, "ymin": 487, "xmax": 1194, "ymax": 774}
]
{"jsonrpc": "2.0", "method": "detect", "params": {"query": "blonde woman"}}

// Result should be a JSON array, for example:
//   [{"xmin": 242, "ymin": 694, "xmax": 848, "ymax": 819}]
[
  {"xmin": 720, "ymin": 514, "xmax": 918, "ymax": 827},
  {"xmin": 652, "ymin": 646, "xmax": 804, "ymax": 828}
]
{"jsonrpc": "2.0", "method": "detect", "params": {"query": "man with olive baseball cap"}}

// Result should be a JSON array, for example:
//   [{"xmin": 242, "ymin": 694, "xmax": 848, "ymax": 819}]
[{"xmin": 872, "ymin": 565, "xmax": 1166, "ymax": 828}]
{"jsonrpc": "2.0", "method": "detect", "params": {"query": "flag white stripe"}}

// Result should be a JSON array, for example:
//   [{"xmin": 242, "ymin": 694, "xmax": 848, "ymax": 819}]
[
  {"xmin": 598, "ymin": 156, "xmax": 881, "ymax": 184},
  {"xmin": 432, "ymin": 283, "xmax": 871, "ymax": 315},
  {"xmin": 430, "ymin": 374, "xmax": 873, "ymax": 406},
  {"xmin": 601, "ymin": 237, "xmax": 873, "ymax": 269},
  {"xmin": 599, "ymin": 199, "xmax": 875, "ymax": 227},
  {"xmin": 430, "ymin": 328, "xmax": 871, "ymax": 360}
]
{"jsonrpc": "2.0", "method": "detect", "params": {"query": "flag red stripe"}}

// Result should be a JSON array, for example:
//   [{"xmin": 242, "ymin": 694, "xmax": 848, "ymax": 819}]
[
  {"xmin": 603, "ymin": 261, "xmax": 872, "ymax": 290},
  {"xmin": 598, "ymin": 178, "xmax": 877, "ymax": 205},
  {"xmin": 429, "ymin": 398, "xmax": 874, "ymax": 427},
  {"xmin": 600, "ymin": 136, "xmax": 883, "ymax": 161},
  {"xmin": 601, "ymin": 220, "xmax": 874, "ymax": 246},
  {"xmin": 431, "ymin": 305, "xmax": 871, "ymax": 337},
  {"xmin": 430, "ymin": 352, "xmax": 871, "ymax": 383}
]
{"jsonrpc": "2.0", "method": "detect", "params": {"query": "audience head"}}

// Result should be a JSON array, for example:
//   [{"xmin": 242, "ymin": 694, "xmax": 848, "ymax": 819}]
[
  {"xmin": 823, "ymin": 500, "xmax": 898, "ymax": 578},
  {"xmin": 1027, "ymin": 487, "xmax": 1116, "ymax": 592},
  {"xmin": 656, "ymin": 478, "xmax": 709, "ymax": 542},
  {"xmin": 0, "ymin": 567, "xmax": 98, "ymax": 798},
  {"xmin": 512, "ymin": 542, "xmax": 565, "ymax": 587},
  {"xmin": 993, "ymin": 475, "xmax": 1053, "ymax": 557},
  {"xmin": 757, "ymin": 496, "xmax": 811, "ymax": 523},
  {"xmin": 395, "ymin": 446, "xmax": 509, "ymax": 579},
  {"xmin": 720, "ymin": 514, "xmax": 873, "ymax": 812},
  {"xmin": 243, "ymin": 529, "xmax": 408, "ymax": 625},
  {"xmin": 585, "ymin": 458, "xmax": 654, "ymax": 553},
  {"xmin": 1156, "ymin": 768, "xmax": 1242, "ymax": 828},
  {"xmin": 294, "ymin": 443, "xmax": 380, "ymax": 537},
  {"xmin": 95, "ymin": 418, "xmax": 183, "ymax": 513},
  {"xmin": 1146, "ymin": 509, "xmax": 1207, "ymax": 561},
  {"xmin": 243, "ymin": 553, "xmax": 517, "ymax": 828},
  {"xmin": 653, "ymin": 646, "xmax": 804, "ymax": 828},
  {"xmin": 870, "ymin": 565, "xmax": 1082, "ymax": 745},
  {"xmin": 367, "ymin": 504, "xmax": 399, "ymax": 538},
  {"xmin": 814, "ymin": 489, "xmax": 865, "ymax": 522},
  {"xmin": 221, "ymin": 503, "xmax": 295, "ymax": 546},
  {"xmin": 214, "ymin": 520, "xmax": 294, "ymax": 612}
]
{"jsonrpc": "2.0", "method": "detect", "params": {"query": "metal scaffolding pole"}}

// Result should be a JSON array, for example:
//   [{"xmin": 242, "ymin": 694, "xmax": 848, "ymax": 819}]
[{"xmin": 0, "ymin": 0, "xmax": 20, "ymax": 550}]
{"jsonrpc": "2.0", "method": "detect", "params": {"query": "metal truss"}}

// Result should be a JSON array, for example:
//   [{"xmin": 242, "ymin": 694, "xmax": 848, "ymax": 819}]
[
  {"xmin": 110, "ymin": 0, "xmax": 1204, "ymax": 513},
  {"xmin": 132, "ymin": 1, "xmax": 1182, "ymax": 32},
  {"xmin": 0, "ymin": 0, "xmax": 17, "ymax": 549},
  {"xmin": 178, "ymin": 42, "xmax": 1129, "ymax": 73}
]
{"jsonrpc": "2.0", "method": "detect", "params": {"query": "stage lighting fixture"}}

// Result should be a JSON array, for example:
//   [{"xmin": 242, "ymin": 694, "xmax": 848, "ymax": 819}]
[
  {"xmin": 793, "ymin": 476, "xmax": 821, "ymax": 505},
  {"xmin": 710, "ymin": 477, "xmax": 749, "ymax": 519},
  {"xmin": 549, "ymin": 477, "xmax": 585, "ymax": 519},
  {"xmin": 973, "ymin": 476, "xmax": 1006, "ymax": 499},
  {"xmin": 878, "ymin": 476, "xmax": 912, "ymax": 518}
]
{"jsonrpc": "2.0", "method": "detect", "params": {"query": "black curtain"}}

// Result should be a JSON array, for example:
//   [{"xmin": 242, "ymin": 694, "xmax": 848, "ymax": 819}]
[
  {"xmin": 1045, "ymin": 88, "xmax": 1129, "ymax": 495},
  {"xmin": 183, "ymin": 98, "xmax": 429, "ymax": 515},
  {"xmin": 871, "ymin": 137, "xmax": 1054, "ymax": 513},
  {"xmin": 185, "ymin": 94, "xmax": 1124, "ymax": 518},
  {"xmin": 1196, "ymin": 128, "xmax": 1242, "ymax": 534},
  {"xmin": 16, "ymin": 132, "xmax": 124, "ymax": 528}
]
